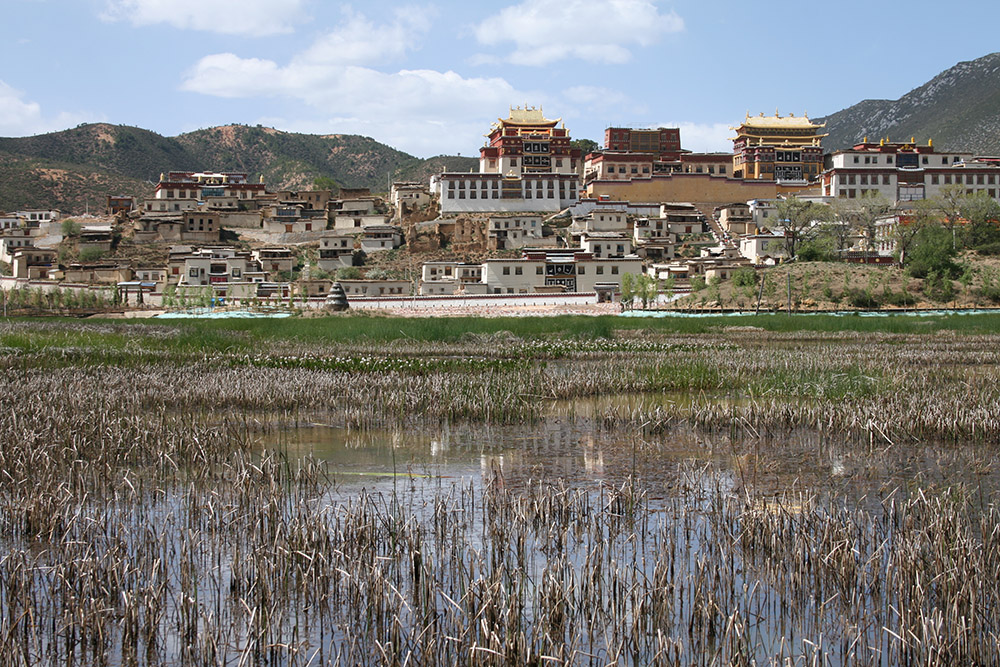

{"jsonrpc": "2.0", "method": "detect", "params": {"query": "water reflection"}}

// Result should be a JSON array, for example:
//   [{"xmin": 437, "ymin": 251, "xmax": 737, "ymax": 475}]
[{"xmin": 261, "ymin": 399, "xmax": 1000, "ymax": 505}]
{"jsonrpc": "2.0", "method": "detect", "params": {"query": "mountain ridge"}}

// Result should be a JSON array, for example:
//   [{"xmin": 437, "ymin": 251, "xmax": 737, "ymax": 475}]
[
  {"xmin": 0, "ymin": 123, "xmax": 476, "ymax": 213},
  {"xmin": 818, "ymin": 52, "xmax": 1000, "ymax": 154}
]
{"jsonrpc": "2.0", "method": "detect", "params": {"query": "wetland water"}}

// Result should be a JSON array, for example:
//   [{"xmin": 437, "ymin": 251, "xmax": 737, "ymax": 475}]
[
  {"xmin": 266, "ymin": 393, "xmax": 1000, "ymax": 503},
  {"xmin": 3, "ymin": 319, "xmax": 1000, "ymax": 664}
]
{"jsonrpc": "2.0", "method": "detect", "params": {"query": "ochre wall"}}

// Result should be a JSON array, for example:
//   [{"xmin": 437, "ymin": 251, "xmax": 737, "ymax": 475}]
[{"xmin": 587, "ymin": 174, "xmax": 817, "ymax": 207}]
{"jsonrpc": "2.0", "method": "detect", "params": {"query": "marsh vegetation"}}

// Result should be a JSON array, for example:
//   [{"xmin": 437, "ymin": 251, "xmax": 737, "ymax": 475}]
[{"xmin": 1, "ymin": 315, "xmax": 999, "ymax": 664}]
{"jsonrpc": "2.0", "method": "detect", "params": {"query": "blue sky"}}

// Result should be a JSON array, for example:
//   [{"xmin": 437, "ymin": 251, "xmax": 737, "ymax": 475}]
[{"xmin": 3, "ymin": 0, "xmax": 999, "ymax": 158}]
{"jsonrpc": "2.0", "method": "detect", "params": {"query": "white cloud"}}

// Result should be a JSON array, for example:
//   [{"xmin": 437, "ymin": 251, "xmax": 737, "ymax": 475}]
[
  {"xmin": 656, "ymin": 122, "xmax": 732, "ymax": 153},
  {"xmin": 0, "ymin": 81, "xmax": 92, "ymax": 137},
  {"xmin": 474, "ymin": 0, "xmax": 683, "ymax": 65},
  {"xmin": 562, "ymin": 85, "xmax": 630, "ymax": 108},
  {"xmin": 101, "ymin": 0, "xmax": 305, "ymax": 36},
  {"xmin": 297, "ymin": 7, "xmax": 434, "ymax": 67},
  {"xmin": 180, "ymin": 10, "xmax": 532, "ymax": 155}
]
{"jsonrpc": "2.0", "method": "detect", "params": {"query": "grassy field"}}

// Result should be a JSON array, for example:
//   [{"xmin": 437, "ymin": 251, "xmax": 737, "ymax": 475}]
[{"xmin": 28, "ymin": 310, "xmax": 999, "ymax": 350}]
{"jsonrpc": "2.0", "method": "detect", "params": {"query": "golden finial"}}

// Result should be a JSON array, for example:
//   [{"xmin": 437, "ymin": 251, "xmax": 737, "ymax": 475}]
[{"xmin": 928, "ymin": 138, "xmax": 933, "ymax": 147}]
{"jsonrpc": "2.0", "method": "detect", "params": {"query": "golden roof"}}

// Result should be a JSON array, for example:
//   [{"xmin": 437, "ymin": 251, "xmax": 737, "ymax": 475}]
[
  {"xmin": 732, "ymin": 112, "xmax": 825, "ymax": 132},
  {"xmin": 497, "ymin": 105, "xmax": 559, "ymax": 127}
]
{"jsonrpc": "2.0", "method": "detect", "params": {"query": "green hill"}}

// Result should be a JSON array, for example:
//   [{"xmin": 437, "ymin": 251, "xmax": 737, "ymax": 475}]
[{"xmin": 0, "ymin": 123, "xmax": 469, "ymax": 213}]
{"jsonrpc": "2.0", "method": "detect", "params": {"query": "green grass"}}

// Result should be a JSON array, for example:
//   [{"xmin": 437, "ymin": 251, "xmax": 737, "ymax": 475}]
[
  {"xmin": 161, "ymin": 312, "xmax": 1000, "ymax": 342},
  {"xmin": 8, "ymin": 311, "xmax": 1000, "ymax": 353}
]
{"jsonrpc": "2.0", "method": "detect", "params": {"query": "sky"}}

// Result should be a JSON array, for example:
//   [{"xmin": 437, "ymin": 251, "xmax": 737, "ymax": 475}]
[{"xmin": 4, "ymin": 0, "xmax": 1000, "ymax": 158}]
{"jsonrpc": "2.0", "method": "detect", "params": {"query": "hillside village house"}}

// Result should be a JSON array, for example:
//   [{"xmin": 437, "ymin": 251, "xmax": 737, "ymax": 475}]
[
  {"xmin": 178, "ymin": 247, "xmax": 263, "ymax": 287},
  {"xmin": 252, "ymin": 247, "xmax": 296, "ymax": 275},
  {"xmin": 263, "ymin": 205, "xmax": 326, "ymax": 234},
  {"xmin": 333, "ymin": 214, "xmax": 389, "ymax": 232},
  {"xmin": 11, "ymin": 247, "xmax": 56, "ymax": 279},
  {"xmin": 580, "ymin": 232, "xmax": 633, "ymax": 258},
  {"xmin": 330, "ymin": 194, "xmax": 380, "ymax": 217},
  {"xmin": 147, "ymin": 171, "xmax": 266, "ymax": 213},
  {"xmin": 134, "ymin": 267, "xmax": 167, "ymax": 291},
  {"xmin": 488, "ymin": 215, "xmax": 548, "ymax": 250},
  {"xmin": 716, "ymin": 203, "xmax": 756, "ymax": 236},
  {"xmin": 481, "ymin": 251, "xmax": 642, "ymax": 294},
  {"xmin": 317, "ymin": 234, "xmax": 355, "ymax": 272},
  {"xmin": 107, "ymin": 196, "xmax": 135, "ymax": 216},
  {"xmin": 0, "ymin": 214, "xmax": 23, "ymax": 231},
  {"xmin": 338, "ymin": 279, "xmax": 411, "ymax": 297},
  {"xmin": 633, "ymin": 217, "xmax": 671, "ymax": 243},
  {"xmin": 272, "ymin": 189, "xmax": 332, "ymax": 212},
  {"xmin": 570, "ymin": 209, "xmax": 629, "ymax": 241},
  {"xmin": 361, "ymin": 225, "xmax": 403, "ymax": 253},
  {"xmin": 133, "ymin": 214, "xmax": 185, "ymax": 243},
  {"xmin": 77, "ymin": 225, "xmax": 114, "ymax": 254},
  {"xmin": 748, "ymin": 199, "xmax": 779, "ymax": 229},
  {"xmin": 62, "ymin": 263, "xmax": 132, "ymax": 285},
  {"xmin": 16, "ymin": 210, "xmax": 59, "ymax": 223},
  {"xmin": 740, "ymin": 233, "xmax": 788, "ymax": 265},
  {"xmin": 419, "ymin": 262, "xmax": 485, "ymax": 295},
  {"xmin": 0, "ymin": 231, "xmax": 39, "ymax": 264},
  {"xmin": 390, "ymin": 182, "xmax": 431, "ymax": 218},
  {"xmin": 296, "ymin": 278, "xmax": 334, "ymax": 298},
  {"xmin": 820, "ymin": 139, "xmax": 1000, "ymax": 202}
]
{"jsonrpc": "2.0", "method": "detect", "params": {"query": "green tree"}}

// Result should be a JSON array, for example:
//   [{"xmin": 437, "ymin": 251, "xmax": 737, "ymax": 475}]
[
  {"xmin": 661, "ymin": 276, "xmax": 675, "ymax": 305},
  {"xmin": 796, "ymin": 229, "xmax": 839, "ymax": 262},
  {"xmin": 336, "ymin": 266, "xmax": 362, "ymax": 280},
  {"xmin": 79, "ymin": 247, "xmax": 105, "ymax": 263},
  {"xmin": 570, "ymin": 138, "xmax": 600, "ymax": 154},
  {"xmin": 959, "ymin": 192, "xmax": 1000, "ymax": 251},
  {"xmin": 906, "ymin": 223, "xmax": 960, "ymax": 279},
  {"xmin": 832, "ymin": 192, "xmax": 893, "ymax": 251},
  {"xmin": 61, "ymin": 219, "xmax": 81, "ymax": 237},
  {"xmin": 637, "ymin": 274, "xmax": 659, "ymax": 308},
  {"xmin": 620, "ymin": 272, "xmax": 636, "ymax": 310},
  {"xmin": 732, "ymin": 267, "xmax": 758, "ymax": 288},
  {"xmin": 775, "ymin": 197, "xmax": 831, "ymax": 259}
]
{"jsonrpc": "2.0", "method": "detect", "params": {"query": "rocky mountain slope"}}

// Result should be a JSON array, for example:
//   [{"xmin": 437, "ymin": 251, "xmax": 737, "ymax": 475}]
[
  {"xmin": 0, "ymin": 123, "xmax": 470, "ymax": 213},
  {"xmin": 819, "ymin": 52, "xmax": 1000, "ymax": 154}
]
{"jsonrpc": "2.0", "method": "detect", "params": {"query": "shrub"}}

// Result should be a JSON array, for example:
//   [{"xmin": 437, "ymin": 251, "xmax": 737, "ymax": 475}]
[
  {"xmin": 78, "ymin": 247, "xmax": 105, "ymax": 263},
  {"xmin": 732, "ymin": 267, "xmax": 757, "ymax": 288},
  {"xmin": 882, "ymin": 289, "xmax": 917, "ymax": 307},
  {"xmin": 922, "ymin": 270, "xmax": 955, "ymax": 302},
  {"xmin": 906, "ymin": 225, "xmax": 960, "ymax": 279},
  {"xmin": 974, "ymin": 242, "xmax": 1000, "ymax": 256},
  {"xmin": 689, "ymin": 276, "xmax": 706, "ymax": 292},
  {"xmin": 847, "ymin": 288, "xmax": 879, "ymax": 309}
]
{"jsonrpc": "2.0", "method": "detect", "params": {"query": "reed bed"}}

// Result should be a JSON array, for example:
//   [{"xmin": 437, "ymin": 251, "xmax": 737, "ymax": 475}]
[
  {"xmin": 0, "ymin": 319, "xmax": 999, "ymax": 663},
  {"xmin": 2, "ymin": 444, "xmax": 999, "ymax": 664}
]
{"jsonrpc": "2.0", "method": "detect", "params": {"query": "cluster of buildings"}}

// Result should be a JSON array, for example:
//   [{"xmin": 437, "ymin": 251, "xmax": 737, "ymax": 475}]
[{"xmin": 6, "ymin": 103, "xmax": 998, "ymax": 305}]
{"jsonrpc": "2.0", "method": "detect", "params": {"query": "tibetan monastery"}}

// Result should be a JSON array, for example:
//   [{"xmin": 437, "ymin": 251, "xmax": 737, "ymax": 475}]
[{"xmin": 731, "ymin": 113, "xmax": 827, "ymax": 182}]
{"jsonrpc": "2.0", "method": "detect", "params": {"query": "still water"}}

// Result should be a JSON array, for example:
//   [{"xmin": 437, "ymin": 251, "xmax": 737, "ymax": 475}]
[{"xmin": 262, "ymin": 394, "xmax": 1000, "ymax": 504}]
